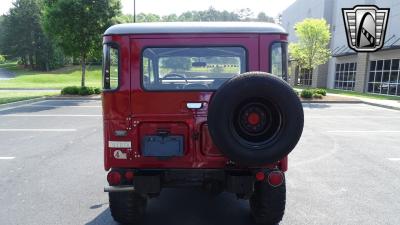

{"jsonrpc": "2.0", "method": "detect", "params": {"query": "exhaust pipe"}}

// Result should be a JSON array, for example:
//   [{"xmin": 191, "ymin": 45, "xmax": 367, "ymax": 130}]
[{"xmin": 104, "ymin": 185, "xmax": 135, "ymax": 192}]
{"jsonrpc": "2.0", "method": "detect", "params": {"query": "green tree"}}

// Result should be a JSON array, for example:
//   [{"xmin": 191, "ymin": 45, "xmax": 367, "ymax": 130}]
[
  {"xmin": 136, "ymin": 13, "xmax": 161, "ymax": 22},
  {"xmin": 161, "ymin": 57, "xmax": 192, "ymax": 71},
  {"xmin": 116, "ymin": 14, "xmax": 134, "ymax": 23},
  {"xmin": 237, "ymin": 8, "xmax": 253, "ymax": 21},
  {"xmin": 126, "ymin": 8, "xmax": 272, "ymax": 24},
  {"xmin": 162, "ymin": 14, "xmax": 178, "ymax": 22},
  {"xmin": 289, "ymin": 18, "xmax": 331, "ymax": 70},
  {"xmin": 43, "ymin": 0, "xmax": 121, "ymax": 87},
  {"xmin": 0, "ymin": 55, "xmax": 5, "ymax": 64},
  {"xmin": 256, "ymin": 12, "xmax": 274, "ymax": 23},
  {"xmin": 0, "ymin": 0, "xmax": 62, "ymax": 70},
  {"xmin": 186, "ymin": 7, "xmax": 241, "ymax": 22}
]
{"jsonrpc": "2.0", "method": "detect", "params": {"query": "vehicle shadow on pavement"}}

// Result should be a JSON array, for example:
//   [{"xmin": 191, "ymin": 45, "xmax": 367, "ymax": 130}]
[{"xmin": 86, "ymin": 188, "xmax": 259, "ymax": 225}]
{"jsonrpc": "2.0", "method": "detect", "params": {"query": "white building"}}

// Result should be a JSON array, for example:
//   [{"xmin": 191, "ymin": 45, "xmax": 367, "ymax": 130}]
[{"xmin": 282, "ymin": 0, "xmax": 400, "ymax": 96}]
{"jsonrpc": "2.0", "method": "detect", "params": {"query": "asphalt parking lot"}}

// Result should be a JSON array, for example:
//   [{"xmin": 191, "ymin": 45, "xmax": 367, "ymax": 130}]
[{"xmin": 0, "ymin": 100, "xmax": 399, "ymax": 225}]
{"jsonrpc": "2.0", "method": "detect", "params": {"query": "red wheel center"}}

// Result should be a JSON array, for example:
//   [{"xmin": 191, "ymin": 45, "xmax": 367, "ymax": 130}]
[{"xmin": 247, "ymin": 112, "xmax": 261, "ymax": 125}]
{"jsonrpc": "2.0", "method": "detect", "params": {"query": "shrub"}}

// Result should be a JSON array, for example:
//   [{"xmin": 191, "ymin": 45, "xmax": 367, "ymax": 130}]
[
  {"xmin": 300, "ymin": 89, "xmax": 313, "ymax": 98},
  {"xmin": 94, "ymin": 87, "xmax": 101, "ymax": 94},
  {"xmin": 0, "ymin": 55, "xmax": 5, "ymax": 64},
  {"xmin": 313, "ymin": 93, "xmax": 323, "ymax": 99},
  {"xmin": 78, "ymin": 86, "xmax": 95, "ymax": 95},
  {"xmin": 61, "ymin": 86, "xmax": 100, "ymax": 95},
  {"xmin": 313, "ymin": 88, "xmax": 327, "ymax": 96},
  {"xmin": 294, "ymin": 90, "xmax": 299, "ymax": 96},
  {"xmin": 61, "ymin": 86, "xmax": 80, "ymax": 95}
]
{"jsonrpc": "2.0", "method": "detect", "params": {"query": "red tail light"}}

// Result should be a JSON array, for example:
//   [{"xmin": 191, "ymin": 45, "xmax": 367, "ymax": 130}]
[
  {"xmin": 124, "ymin": 171, "xmax": 134, "ymax": 182},
  {"xmin": 255, "ymin": 171, "xmax": 265, "ymax": 181},
  {"xmin": 107, "ymin": 171, "xmax": 121, "ymax": 186},
  {"xmin": 268, "ymin": 171, "xmax": 284, "ymax": 187}
]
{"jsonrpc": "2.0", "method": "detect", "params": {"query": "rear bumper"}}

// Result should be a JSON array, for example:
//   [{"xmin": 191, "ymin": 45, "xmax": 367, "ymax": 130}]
[{"xmin": 104, "ymin": 168, "xmax": 284, "ymax": 196}]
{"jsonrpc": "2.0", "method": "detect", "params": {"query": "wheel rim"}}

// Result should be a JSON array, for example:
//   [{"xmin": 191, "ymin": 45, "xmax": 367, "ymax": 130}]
[{"xmin": 232, "ymin": 98, "xmax": 283, "ymax": 148}]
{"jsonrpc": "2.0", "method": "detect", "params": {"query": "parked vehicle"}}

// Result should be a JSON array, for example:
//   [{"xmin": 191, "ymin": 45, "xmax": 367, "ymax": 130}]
[{"xmin": 102, "ymin": 22, "xmax": 304, "ymax": 225}]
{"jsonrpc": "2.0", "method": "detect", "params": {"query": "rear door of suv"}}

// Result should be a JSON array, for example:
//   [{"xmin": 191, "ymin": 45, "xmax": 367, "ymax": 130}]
[{"xmin": 129, "ymin": 34, "xmax": 259, "ymax": 168}]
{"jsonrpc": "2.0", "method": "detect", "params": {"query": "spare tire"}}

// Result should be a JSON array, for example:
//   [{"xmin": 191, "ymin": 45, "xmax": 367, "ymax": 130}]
[{"xmin": 208, "ymin": 72, "xmax": 303, "ymax": 166}]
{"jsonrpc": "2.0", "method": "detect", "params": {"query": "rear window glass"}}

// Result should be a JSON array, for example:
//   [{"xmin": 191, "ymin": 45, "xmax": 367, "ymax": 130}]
[{"xmin": 142, "ymin": 47, "xmax": 246, "ymax": 90}]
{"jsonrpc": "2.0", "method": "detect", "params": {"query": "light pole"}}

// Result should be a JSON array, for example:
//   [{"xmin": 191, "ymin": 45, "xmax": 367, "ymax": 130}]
[{"xmin": 133, "ymin": 0, "xmax": 136, "ymax": 23}]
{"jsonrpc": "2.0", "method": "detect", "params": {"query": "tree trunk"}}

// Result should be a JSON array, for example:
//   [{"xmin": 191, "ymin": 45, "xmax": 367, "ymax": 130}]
[
  {"xmin": 29, "ymin": 54, "xmax": 34, "ymax": 70},
  {"xmin": 22, "ymin": 55, "xmax": 28, "ymax": 68},
  {"xmin": 81, "ymin": 53, "xmax": 86, "ymax": 87}
]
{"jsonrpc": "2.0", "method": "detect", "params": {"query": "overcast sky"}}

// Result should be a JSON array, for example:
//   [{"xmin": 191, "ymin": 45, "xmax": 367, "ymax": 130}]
[{"xmin": 0, "ymin": 0, "xmax": 296, "ymax": 18}]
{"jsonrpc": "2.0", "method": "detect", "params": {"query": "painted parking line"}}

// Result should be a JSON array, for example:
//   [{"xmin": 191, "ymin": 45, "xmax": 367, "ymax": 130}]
[
  {"xmin": 327, "ymin": 130, "xmax": 400, "ymax": 133},
  {"xmin": 0, "ymin": 129, "xmax": 77, "ymax": 132},
  {"xmin": 387, "ymin": 158, "xmax": 400, "ymax": 161},
  {"xmin": 41, "ymin": 99, "xmax": 99, "ymax": 102},
  {"xmin": 0, "ymin": 157, "xmax": 15, "ymax": 160},
  {"xmin": 0, "ymin": 102, "xmax": 43, "ymax": 112},
  {"xmin": 0, "ymin": 114, "xmax": 101, "ymax": 117},
  {"xmin": 0, "ymin": 99, "xmax": 100, "ymax": 112}
]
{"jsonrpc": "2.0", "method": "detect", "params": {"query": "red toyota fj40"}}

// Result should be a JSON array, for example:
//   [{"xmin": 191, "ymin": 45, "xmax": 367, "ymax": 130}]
[{"xmin": 102, "ymin": 22, "xmax": 303, "ymax": 225}]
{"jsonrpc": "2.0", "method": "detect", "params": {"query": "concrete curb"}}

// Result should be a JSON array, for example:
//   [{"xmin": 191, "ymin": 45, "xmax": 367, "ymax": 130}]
[
  {"xmin": 361, "ymin": 101, "xmax": 400, "ymax": 111},
  {"xmin": 46, "ymin": 96, "xmax": 101, "ymax": 100},
  {"xmin": 0, "ymin": 97, "xmax": 46, "ymax": 110},
  {"xmin": 0, "ymin": 88, "xmax": 61, "ymax": 91},
  {"xmin": 324, "ymin": 93, "xmax": 400, "ymax": 110},
  {"xmin": 301, "ymin": 99, "xmax": 400, "ymax": 110},
  {"xmin": 301, "ymin": 100, "xmax": 363, "ymax": 104},
  {"xmin": 0, "ymin": 95, "xmax": 101, "ymax": 110}
]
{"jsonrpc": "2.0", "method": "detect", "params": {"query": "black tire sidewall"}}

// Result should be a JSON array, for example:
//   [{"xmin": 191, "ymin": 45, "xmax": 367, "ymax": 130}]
[
  {"xmin": 250, "ymin": 176, "xmax": 286, "ymax": 225},
  {"xmin": 208, "ymin": 72, "xmax": 304, "ymax": 166}
]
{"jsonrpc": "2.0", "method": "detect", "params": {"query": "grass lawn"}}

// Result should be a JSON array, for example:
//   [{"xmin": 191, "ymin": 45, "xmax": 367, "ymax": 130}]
[
  {"xmin": 0, "ymin": 62, "xmax": 102, "ymax": 89},
  {"xmin": 295, "ymin": 85, "xmax": 400, "ymax": 100},
  {"xmin": 0, "ymin": 91, "xmax": 59, "ymax": 105}
]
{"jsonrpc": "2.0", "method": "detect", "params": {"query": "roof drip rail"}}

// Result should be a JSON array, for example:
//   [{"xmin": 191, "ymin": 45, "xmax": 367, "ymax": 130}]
[{"xmin": 104, "ymin": 22, "xmax": 287, "ymax": 35}]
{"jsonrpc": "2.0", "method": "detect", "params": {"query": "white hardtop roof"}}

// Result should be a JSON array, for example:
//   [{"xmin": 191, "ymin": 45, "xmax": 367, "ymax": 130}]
[{"xmin": 104, "ymin": 22, "xmax": 287, "ymax": 35}]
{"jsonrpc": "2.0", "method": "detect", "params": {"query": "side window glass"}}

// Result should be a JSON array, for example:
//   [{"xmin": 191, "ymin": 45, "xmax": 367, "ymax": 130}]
[
  {"xmin": 103, "ymin": 44, "xmax": 119, "ymax": 90},
  {"xmin": 143, "ymin": 57, "xmax": 154, "ymax": 84},
  {"xmin": 271, "ymin": 42, "xmax": 288, "ymax": 80}
]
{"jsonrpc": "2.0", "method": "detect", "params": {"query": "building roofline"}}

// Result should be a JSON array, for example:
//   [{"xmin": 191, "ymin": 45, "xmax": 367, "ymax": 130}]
[
  {"xmin": 104, "ymin": 22, "xmax": 287, "ymax": 35},
  {"xmin": 332, "ymin": 52, "xmax": 357, "ymax": 57},
  {"xmin": 332, "ymin": 45, "xmax": 400, "ymax": 57}
]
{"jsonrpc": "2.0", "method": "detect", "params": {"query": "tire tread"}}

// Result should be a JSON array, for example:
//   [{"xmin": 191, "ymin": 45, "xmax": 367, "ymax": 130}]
[
  {"xmin": 250, "ymin": 178, "xmax": 286, "ymax": 225},
  {"xmin": 109, "ymin": 192, "xmax": 147, "ymax": 225}
]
